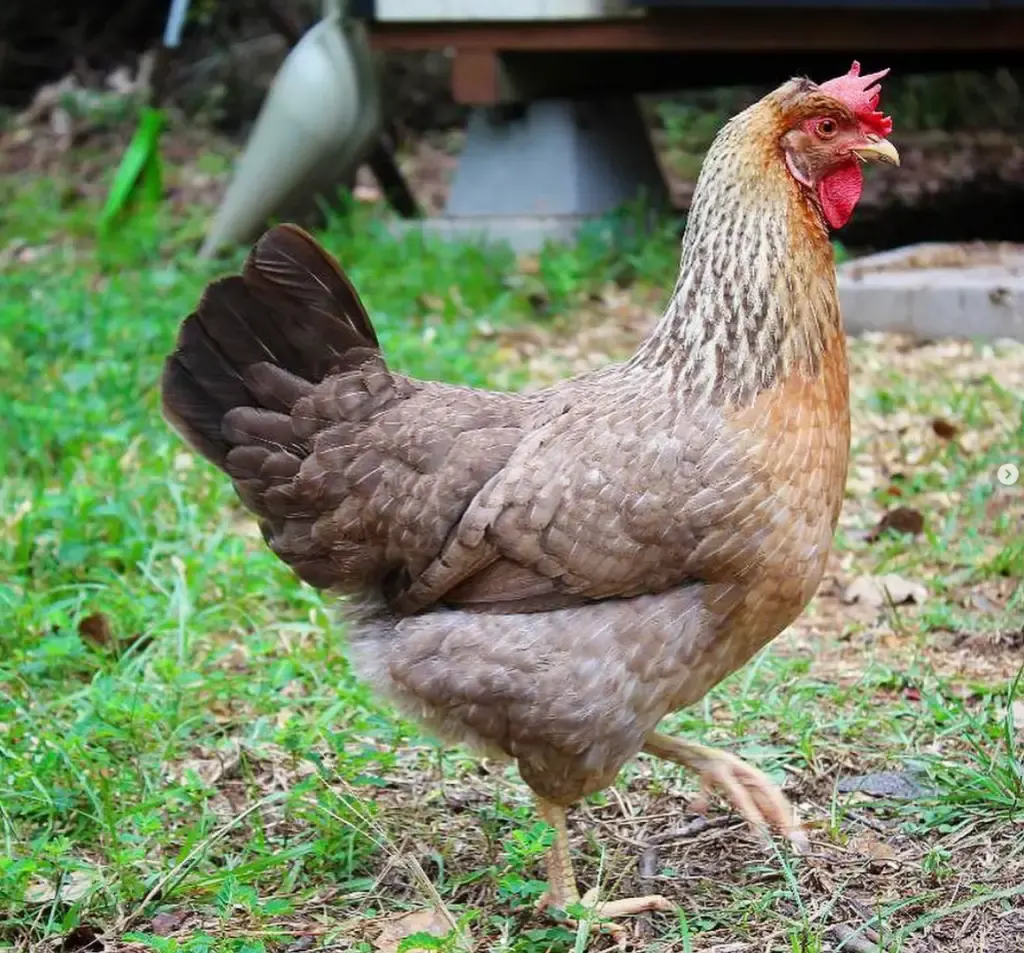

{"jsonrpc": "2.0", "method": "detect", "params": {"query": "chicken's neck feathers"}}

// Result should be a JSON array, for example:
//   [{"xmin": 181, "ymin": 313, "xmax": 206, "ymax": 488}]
[{"xmin": 633, "ymin": 95, "xmax": 841, "ymax": 406}]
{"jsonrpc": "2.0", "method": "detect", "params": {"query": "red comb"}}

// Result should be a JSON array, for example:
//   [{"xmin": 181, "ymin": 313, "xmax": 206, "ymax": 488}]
[{"xmin": 818, "ymin": 61, "xmax": 893, "ymax": 138}]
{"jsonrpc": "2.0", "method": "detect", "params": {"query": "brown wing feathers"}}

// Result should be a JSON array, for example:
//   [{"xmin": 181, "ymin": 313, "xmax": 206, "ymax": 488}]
[
  {"xmin": 161, "ymin": 224, "xmax": 379, "ymax": 467},
  {"xmin": 162, "ymin": 224, "xmax": 534, "ymax": 604}
]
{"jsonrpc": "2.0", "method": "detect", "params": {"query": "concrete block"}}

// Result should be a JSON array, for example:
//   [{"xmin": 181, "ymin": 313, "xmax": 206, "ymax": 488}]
[
  {"xmin": 422, "ymin": 97, "xmax": 668, "ymax": 251},
  {"xmin": 838, "ymin": 242, "xmax": 1024, "ymax": 343}
]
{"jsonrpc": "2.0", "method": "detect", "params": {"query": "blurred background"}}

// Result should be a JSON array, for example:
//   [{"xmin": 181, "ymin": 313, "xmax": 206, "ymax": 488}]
[{"xmin": 5, "ymin": 0, "xmax": 1024, "ymax": 250}]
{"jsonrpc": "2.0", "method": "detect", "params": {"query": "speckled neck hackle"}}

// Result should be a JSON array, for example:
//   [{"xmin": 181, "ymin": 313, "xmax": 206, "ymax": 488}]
[{"xmin": 632, "ymin": 79, "xmax": 843, "ymax": 405}]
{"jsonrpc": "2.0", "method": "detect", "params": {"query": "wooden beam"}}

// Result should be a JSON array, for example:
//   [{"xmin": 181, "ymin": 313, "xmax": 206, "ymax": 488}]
[{"xmin": 452, "ymin": 49, "xmax": 502, "ymax": 105}]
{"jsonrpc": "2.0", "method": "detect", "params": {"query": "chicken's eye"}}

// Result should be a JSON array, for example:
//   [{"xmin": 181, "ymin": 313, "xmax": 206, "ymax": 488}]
[{"xmin": 816, "ymin": 118, "xmax": 838, "ymax": 139}]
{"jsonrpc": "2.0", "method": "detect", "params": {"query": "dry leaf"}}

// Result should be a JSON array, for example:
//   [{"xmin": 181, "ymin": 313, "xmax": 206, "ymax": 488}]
[
  {"xmin": 78, "ymin": 611, "xmax": 150, "ymax": 654},
  {"xmin": 842, "ymin": 574, "xmax": 928, "ymax": 608},
  {"xmin": 866, "ymin": 506, "xmax": 925, "ymax": 542},
  {"xmin": 57, "ymin": 924, "xmax": 103, "ymax": 952},
  {"xmin": 24, "ymin": 881, "xmax": 56, "ymax": 904},
  {"xmin": 849, "ymin": 833, "xmax": 898, "ymax": 862},
  {"xmin": 969, "ymin": 590, "xmax": 1002, "ymax": 614},
  {"xmin": 418, "ymin": 293, "xmax": 445, "ymax": 312},
  {"xmin": 24, "ymin": 869, "xmax": 96, "ymax": 904},
  {"xmin": 516, "ymin": 254, "xmax": 541, "ymax": 275},
  {"xmin": 829, "ymin": 924, "xmax": 882, "ymax": 953},
  {"xmin": 374, "ymin": 909, "xmax": 454, "ymax": 952},
  {"xmin": 164, "ymin": 742, "xmax": 240, "ymax": 786},
  {"xmin": 150, "ymin": 910, "xmax": 190, "ymax": 936},
  {"xmin": 838, "ymin": 770, "xmax": 932, "ymax": 800},
  {"xmin": 78, "ymin": 612, "xmax": 114, "ymax": 647},
  {"xmin": 208, "ymin": 699, "xmax": 234, "ymax": 724}
]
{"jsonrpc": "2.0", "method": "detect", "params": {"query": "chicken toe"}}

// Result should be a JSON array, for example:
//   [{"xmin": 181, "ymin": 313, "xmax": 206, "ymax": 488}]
[
  {"xmin": 644, "ymin": 732, "xmax": 807, "ymax": 850},
  {"xmin": 534, "ymin": 798, "xmax": 675, "ymax": 937},
  {"xmin": 580, "ymin": 886, "xmax": 676, "ymax": 918},
  {"xmin": 576, "ymin": 888, "xmax": 675, "ymax": 945}
]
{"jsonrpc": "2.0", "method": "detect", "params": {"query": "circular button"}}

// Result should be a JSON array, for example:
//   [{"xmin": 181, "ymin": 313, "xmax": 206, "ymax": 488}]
[{"xmin": 997, "ymin": 463, "xmax": 1019, "ymax": 487}]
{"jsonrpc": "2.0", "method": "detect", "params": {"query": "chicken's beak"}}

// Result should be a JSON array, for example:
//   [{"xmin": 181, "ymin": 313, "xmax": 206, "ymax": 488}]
[{"xmin": 851, "ymin": 136, "xmax": 900, "ymax": 167}]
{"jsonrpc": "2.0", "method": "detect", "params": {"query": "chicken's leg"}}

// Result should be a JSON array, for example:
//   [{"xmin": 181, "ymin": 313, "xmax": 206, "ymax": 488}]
[
  {"xmin": 643, "ymin": 732, "xmax": 807, "ymax": 849},
  {"xmin": 535, "ymin": 797, "xmax": 579, "ymax": 909},
  {"xmin": 534, "ymin": 797, "xmax": 674, "ymax": 924}
]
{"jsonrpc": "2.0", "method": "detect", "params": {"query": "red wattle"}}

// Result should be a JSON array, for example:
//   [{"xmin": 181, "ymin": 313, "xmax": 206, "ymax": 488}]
[{"xmin": 817, "ymin": 161, "xmax": 863, "ymax": 230}]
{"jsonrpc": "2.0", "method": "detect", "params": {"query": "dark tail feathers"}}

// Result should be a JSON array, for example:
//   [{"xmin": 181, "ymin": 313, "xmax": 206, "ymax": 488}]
[{"xmin": 161, "ymin": 224, "xmax": 380, "ymax": 466}]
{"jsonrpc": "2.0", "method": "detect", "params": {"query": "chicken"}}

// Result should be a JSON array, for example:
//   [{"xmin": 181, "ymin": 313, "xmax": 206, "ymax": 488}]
[{"xmin": 162, "ymin": 61, "xmax": 897, "ymax": 923}]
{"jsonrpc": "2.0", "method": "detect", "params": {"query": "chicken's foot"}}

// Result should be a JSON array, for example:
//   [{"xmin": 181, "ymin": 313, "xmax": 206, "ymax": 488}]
[
  {"xmin": 643, "ymin": 732, "xmax": 807, "ymax": 850},
  {"xmin": 534, "ymin": 797, "xmax": 674, "ymax": 937}
]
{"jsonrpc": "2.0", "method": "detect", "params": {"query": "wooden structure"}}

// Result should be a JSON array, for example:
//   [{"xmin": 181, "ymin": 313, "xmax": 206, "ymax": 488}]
[{"xmin": 358, "ymin": 2, "xmax": 1024, "ymax": 104}]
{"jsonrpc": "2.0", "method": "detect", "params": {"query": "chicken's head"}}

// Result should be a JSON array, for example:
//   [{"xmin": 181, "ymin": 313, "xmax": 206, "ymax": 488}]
[{"xmin": 780, "ymin": 61, "xmax": 898, "ymax": 230}]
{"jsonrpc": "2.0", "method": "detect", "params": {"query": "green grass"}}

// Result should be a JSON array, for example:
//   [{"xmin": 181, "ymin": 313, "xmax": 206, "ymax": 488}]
[{"xmin": 2, "ymin": 168, "xmax": 1024, "ymax": 953}]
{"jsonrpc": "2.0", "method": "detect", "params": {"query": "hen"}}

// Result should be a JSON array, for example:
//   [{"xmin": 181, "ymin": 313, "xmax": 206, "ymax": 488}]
[{"xmin": 162, "ymin": 62, "xmax": 898, "ymax": 921}]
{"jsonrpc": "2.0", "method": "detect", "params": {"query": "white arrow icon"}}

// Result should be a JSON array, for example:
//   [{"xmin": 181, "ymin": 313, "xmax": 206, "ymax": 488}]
[{"xmin": 997, "ymin": 463, "xmax": 1019, "ymax": 487}]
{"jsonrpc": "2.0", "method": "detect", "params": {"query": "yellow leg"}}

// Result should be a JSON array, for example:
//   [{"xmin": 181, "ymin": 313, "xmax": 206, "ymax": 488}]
[
  {"xmin": 643, "ymin": 732, "xmax": 807, "ymax": 850},
  {"xmin": 534, "ymin": 796, "xmax": 674, "ymax": 928},
  {"xmin": 535, "ymin": 797, "xmax": 580, "ymax": 908}
]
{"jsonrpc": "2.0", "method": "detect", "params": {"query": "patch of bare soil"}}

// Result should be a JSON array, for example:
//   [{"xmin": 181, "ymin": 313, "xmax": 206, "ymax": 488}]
[{"xmin": 84, "ymin": 723, "xmax": 1024, "ymax": 953}]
